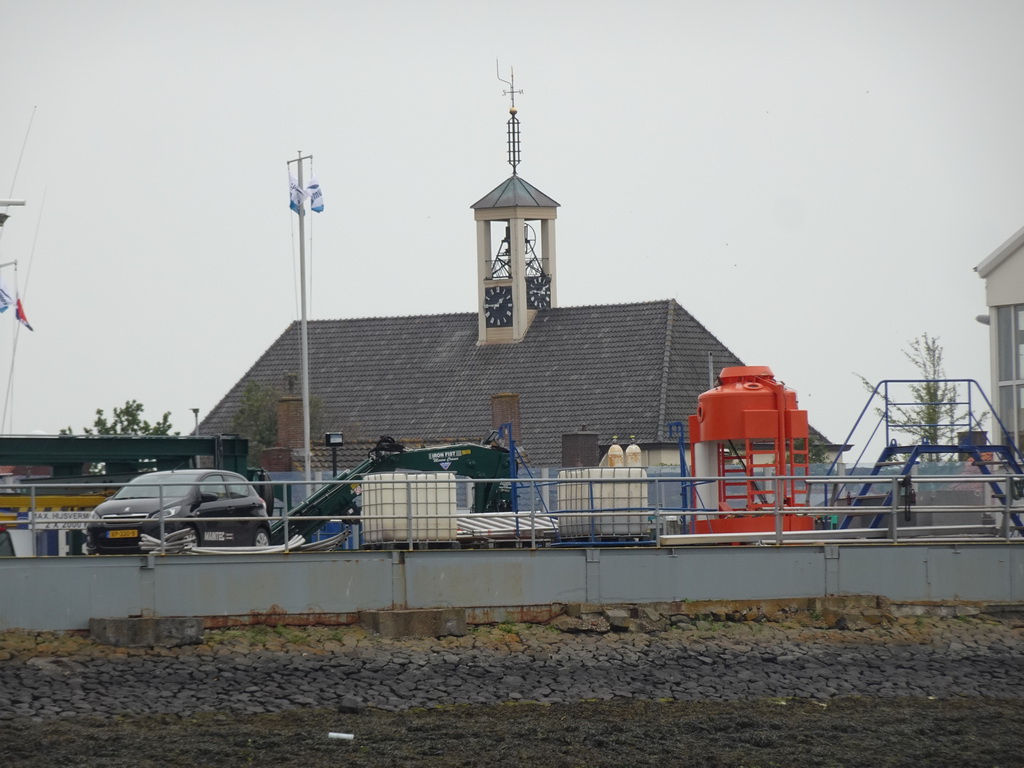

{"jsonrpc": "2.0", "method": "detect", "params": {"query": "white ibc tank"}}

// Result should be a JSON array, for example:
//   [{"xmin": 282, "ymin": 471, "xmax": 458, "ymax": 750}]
[
  {"xmin": 361, "ymin": 472, "xmax": 457, "ymax": 544},
  {"xmin": 557, "ymin": 467, "xmax": 648, "ymax": 539}
]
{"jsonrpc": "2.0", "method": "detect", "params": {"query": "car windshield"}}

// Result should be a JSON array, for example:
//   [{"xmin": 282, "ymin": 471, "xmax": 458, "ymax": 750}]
[{"xmin": 112, "ymin": 475, "xmax": 201, "ymax": 502}]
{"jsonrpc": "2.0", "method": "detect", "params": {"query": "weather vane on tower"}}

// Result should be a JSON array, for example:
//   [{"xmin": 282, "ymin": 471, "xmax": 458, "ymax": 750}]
[{"xmin": 497, "ymin": 62, "xmax": 523, "ymax": 176}]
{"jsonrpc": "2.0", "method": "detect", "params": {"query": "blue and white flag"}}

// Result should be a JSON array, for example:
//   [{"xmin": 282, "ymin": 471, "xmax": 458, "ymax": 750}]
[
  {"xmin": 306, "ymin": 176, "xmax": 324, "ymax": 213},
  {"xmin": 289, "ymin": 172, "xmax": 307, "ymax": 214},
  {"xmin": 0, "ymin": 274, "xmax": 13, "ymax": 313}
]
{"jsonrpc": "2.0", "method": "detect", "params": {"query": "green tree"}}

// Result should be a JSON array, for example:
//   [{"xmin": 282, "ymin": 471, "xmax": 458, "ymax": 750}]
[
  {"xmin": 232, "ymin": 381, "xmax": 281, "ymax": 464},
  {"xmin": 806, "ymin": 434, "xmax": 832, "ymax": 465},
  {"xmin": 232, "ymin": 380, "xmax": 324, "ymax": 465},
  {"xmin": 62, "ymin": 400, "xmax": 177, "ymax": 435},
  {"xmin": 857, "ymin": 333, "xmax": 983, "ymax": 457}
]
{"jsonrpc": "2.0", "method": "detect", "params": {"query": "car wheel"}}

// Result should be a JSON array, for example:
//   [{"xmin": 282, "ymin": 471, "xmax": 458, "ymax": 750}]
[
  {"xmin": 180, "ymin": 525, "xmax": 201, "ymax": 549},
  {"xmin": 252, "ymin": 527, "xmax": 271, "ymax": 548}
]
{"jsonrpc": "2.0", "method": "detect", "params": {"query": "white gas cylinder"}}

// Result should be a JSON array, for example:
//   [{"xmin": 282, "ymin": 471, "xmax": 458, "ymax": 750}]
[
  {"xmin": 624, "ymin": 442, "xmax": 642, "ymax": 467},
  {"xmin": 607, "ymin": 442, "xmax": 624, "ymax": 467}
]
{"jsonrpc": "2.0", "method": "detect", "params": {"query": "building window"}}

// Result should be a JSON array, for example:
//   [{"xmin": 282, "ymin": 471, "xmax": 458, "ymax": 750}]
[{"xmin": 996, "ymin": 304, "xmax": 1024, "ymax": 448}]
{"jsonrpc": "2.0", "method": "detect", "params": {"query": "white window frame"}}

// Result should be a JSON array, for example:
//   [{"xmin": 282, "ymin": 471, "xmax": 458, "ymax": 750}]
[{"xmin": 995, "ymin": 304, "xmax": 1024, "ymax": 448}]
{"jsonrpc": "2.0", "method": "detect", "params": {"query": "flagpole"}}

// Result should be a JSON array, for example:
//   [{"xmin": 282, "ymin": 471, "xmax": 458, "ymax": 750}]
[
  {"xmin": 289, "ymin": 152, "xmax": 313, "ymax": 487},
  {"xmin": 0, "ymin": 199, "xmax": 28, "ymax": 436}
]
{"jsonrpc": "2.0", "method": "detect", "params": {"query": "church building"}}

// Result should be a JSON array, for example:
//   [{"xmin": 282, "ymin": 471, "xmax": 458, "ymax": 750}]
[{"xmin": 199, "ymin": 90, "xmax": 796, "ymax": 472}]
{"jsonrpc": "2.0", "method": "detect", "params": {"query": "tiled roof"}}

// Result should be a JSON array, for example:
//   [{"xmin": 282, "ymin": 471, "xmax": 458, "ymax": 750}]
[{"xmin": 199, "ymin": 300, "xmax": 747, "ymax": 468}]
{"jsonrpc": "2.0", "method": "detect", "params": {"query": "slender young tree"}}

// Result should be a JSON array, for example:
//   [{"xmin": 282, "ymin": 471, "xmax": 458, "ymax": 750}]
[{"xmin": 857, "ymin": 333, "xmax": 983, "ymax": 457}]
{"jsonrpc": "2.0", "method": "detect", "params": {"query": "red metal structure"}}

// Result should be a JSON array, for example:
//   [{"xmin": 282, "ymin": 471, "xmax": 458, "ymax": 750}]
[{"xmin": 688, "ymin": 366, "xmax": 813, "ymax": 534}]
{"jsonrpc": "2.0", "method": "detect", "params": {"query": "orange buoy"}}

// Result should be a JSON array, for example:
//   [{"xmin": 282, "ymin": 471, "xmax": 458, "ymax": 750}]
[{"xmin": 687, "ymin": 366, "xmax": 812, "ymax": 534}]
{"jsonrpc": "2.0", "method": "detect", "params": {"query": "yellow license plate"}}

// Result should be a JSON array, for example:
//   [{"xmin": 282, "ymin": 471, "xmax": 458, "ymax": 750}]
[{"xmin": 108, "ymin": 529, "xmax": 139, "ymax": 539}]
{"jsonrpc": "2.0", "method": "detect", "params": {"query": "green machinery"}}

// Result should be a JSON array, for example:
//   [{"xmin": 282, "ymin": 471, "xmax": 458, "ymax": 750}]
[
  {"xmin": 269, "ymin": 436, "xmax": 512, "ymax": 545},
  {"xmin": 0, "ymin": 434, "xmax": 251, "ymax": 480}
]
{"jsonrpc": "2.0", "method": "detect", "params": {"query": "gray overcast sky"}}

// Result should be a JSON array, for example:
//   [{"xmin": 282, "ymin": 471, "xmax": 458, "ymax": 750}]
[{"xmin": 1, "ymin": 0, "xmax": 1022, "ymax": 452}]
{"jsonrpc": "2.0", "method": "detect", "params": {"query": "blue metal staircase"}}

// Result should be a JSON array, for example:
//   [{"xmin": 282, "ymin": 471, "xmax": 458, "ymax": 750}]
[{"xmin": 828, "ymin": 379, "xmax": 1024, "ymax": 532}]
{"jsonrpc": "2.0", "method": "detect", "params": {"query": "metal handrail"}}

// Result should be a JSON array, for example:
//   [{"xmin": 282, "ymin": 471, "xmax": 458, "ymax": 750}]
[{"xmin": 3, "ymin": 470, "xmax": 1021, "ymax": 556}]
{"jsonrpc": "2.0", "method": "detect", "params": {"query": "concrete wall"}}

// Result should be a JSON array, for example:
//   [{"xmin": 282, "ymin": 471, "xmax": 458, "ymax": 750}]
[{"xmin": 1, "ymin": 544, "xmax": 1021, "ymax": 632}]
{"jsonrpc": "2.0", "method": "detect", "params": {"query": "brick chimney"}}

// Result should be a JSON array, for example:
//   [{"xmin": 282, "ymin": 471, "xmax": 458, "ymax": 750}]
[
  {"xmin": 276, "ymin": 396, "xmax": 304, "ymax": 450},
  {"xmin": 260, "ymin": 447, "xmax": 293, "ymax": 472},
  {"xmin": 561, "ymin": 430, "xmax": 599, "ymax": 467},
  {"xmin": 491, "ymin": 393, "xmax": 522, "ymax": 446}
]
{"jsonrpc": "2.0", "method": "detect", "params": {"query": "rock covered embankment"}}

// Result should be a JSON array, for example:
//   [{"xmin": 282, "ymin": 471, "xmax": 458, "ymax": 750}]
[{"xmin": 0, "ymin": 608, "xmax": 1022, "ymax": 722}]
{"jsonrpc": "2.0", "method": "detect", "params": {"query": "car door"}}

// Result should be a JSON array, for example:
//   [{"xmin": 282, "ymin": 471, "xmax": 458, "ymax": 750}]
[
  {"xmin": 0, "ymin": 530, "xmax": 14, "ymax": 556},
  {"xmin": 196, "ymin": 474, "xmax": 236, "ymax": 545},
  {"xmin": 226, "ymin": 476, "xmax": 261, "ymax": 544}
]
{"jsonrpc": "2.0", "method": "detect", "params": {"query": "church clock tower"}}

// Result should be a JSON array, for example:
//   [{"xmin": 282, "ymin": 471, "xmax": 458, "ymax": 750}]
[{"xmin": 472, "ymin": 70, "xmax": 559, "ymax": 344}]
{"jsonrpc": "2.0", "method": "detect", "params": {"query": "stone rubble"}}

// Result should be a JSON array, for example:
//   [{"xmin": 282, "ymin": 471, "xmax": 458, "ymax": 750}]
[{"xmin": 0, "ymin": 610, "xmax": 1021, "ymax": 723}]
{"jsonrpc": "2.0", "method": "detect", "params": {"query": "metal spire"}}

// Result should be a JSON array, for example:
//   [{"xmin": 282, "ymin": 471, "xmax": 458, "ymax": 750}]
[{"xmin": 497, "ymin": 63, "xmax": 523, "ymax": 175}]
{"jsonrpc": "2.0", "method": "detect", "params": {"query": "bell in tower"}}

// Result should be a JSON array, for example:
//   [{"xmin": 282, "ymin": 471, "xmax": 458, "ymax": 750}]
[{"xmin": 471, "ymin": 67, "xmax": 560, "ymax": 344}]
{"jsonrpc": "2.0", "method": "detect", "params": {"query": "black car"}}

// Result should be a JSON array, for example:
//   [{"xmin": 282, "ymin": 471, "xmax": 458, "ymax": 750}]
[{"xmin": 85, "ymin": 470, "xmax": 270, "ymax": 554}]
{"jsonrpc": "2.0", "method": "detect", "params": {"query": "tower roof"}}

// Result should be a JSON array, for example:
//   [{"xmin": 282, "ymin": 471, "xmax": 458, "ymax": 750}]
[{"xmin": 471, "ymin": 175, "xmax": 560, "ymax": 210}]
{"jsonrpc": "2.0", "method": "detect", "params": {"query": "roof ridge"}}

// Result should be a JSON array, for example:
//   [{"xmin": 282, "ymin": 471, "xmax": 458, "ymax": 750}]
[
  {"xmin": 548, "ymin": 298, "xmax": 678, "ymax": 312},
  {"xmin": 309, "ymin": 310, "xmax": 476, "ymax": 324},
  {"xmin": 307, "ymin": 299, "xmax": 683, "ymax": 324}
]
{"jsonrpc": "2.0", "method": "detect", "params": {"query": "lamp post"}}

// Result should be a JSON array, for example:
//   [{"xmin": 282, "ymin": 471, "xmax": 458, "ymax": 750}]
[{"xmin": 325, "ymin": 432, "xmax": 344, "ymax": 477}]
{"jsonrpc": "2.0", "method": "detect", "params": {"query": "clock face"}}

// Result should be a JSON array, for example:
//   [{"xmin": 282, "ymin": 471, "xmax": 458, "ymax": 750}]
[
  {"xmin": 526, "ymin": 274, "xmax": 551, "ymax": 310},
  {"xmin": 484, "ymin": 285, "xmax": 513, "ymax": 327}
]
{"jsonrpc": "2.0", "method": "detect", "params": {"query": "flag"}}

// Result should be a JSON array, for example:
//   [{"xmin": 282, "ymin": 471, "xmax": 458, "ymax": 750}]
[
  {"xmin": 306, "ymin": 176, "xmax": 324, "ymax": 213},
  {"xmin": 289, "ymin": 172, "xmax": 307, "ymax": 214},
  {"xmin": 0, "ymin": 274, "xmax": 13, "ymax": 314},
  {"xmin": 0, "ymin": 274, "xmax": 13, "ymax": 315},
  {"xmin": 15, "ymin": 297, "xmax": 32, "ymax": 331}
]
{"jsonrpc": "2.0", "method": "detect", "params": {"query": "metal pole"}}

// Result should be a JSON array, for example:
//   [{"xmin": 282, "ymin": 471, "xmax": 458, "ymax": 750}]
[
  {"xmin": 888, "ymin": 476, "xmax": 899, "ymax": 542},
  {"xmin": 406, "ymin": 478, "xmax": 414, "ymax": 551},
  {"xmin": 774, "ymin": 479, "xmax": 783, "ymax": 545},
  {"xmin": 1001, "ymin": 476, "xmax": 1012, "ymax": 541},
  {"xmin": 158, "ymin": 486, "xmax": 166, "ymax": 555},
  {"xmin": 295, "ymin": 152, "xmax": 313, "ymax": 486},
  {"xmin": 530, "ymin": 480, "xmax": 537, "ymax": 549},
  {"xmin": 29, "ymin": 487, "xmax": 36, "ymax": 561},
  {"xmin": 653, "ymin": 477, "xmax": 662, "ymax": 546}
]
